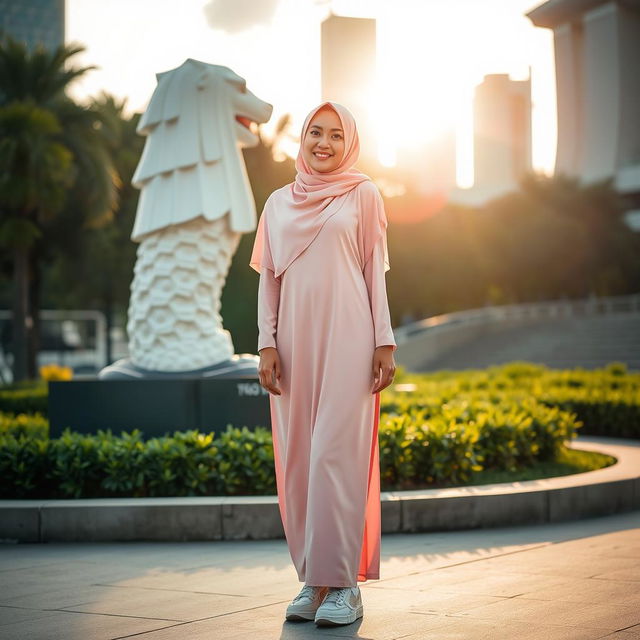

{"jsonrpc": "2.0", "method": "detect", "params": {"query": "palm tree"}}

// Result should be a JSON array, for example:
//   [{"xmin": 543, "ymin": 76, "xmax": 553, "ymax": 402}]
[
  {"xmin": 0, "ymin": 100, "xmax": 74, "ymax": 380},
  {"xmin": 44, "ymin": 93, "xmax": 143, "ymax": 366},
  {"xmin": 0, "ymin": 33, "xmax": 118, "ymax": 381}
]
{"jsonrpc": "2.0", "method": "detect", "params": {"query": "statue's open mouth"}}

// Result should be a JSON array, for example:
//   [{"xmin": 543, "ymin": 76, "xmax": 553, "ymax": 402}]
[{"xmin": 235, "ymin": 115, "xmax": 256, "ymax": 132}]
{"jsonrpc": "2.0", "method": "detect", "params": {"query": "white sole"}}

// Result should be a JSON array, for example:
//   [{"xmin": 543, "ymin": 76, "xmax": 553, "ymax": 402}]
[
  {"xmin": 286, "ymin": 600, "xmax": 326, "ymax": 620},
  {"xmin": 286, "ymin": 611, "xmax": 315, "ymax": 621},
  {"xmin": 315, "ymin": 603, "xmax": 364, "ymax": 626}
]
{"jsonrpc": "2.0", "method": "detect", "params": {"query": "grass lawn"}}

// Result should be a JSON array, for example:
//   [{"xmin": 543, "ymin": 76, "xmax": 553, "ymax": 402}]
[
  {"xmin": 463, "ymin": 445, "xmax": 617, "ymax": 487},
  {"xmin": 384, "ymin": 445, "xmax": 617, "ymax": 491}
]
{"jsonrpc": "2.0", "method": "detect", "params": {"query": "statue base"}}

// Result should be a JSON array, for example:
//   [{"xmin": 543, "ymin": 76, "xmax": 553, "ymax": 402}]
[
  {"xmin": 49, "ymin": 355, "xmax": 270, "ymax": 438},
  {"xmin": 98, "ymin": 353, "xmax": 258, "ymax": 380}
]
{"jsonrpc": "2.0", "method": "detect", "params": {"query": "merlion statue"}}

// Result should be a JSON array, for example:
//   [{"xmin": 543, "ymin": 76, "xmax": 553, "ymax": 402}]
[{"xmin": 100, "ymin": 59, "xmax": 272, "ymax": 379}]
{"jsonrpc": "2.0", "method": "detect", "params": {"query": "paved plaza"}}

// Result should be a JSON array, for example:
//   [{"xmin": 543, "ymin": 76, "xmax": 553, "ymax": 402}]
[{"xmin": 0, "ymin": 509, "xmax": 639, "ymax": 639}]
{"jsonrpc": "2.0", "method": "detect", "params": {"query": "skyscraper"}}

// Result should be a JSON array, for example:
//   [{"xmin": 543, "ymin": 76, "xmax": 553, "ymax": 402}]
[
  {"xmin": 321, "ymin": 14, "xmax": 377, "ymax": 165},
  {"xmin": 473, "ymin": 73, "xmax": 533, "ymax": 196},
  {"xmin": 0, "ymin": 0, "xmax": 65, "ymax": 52},
  {"xmin": 527, "ymin": 0, "xmax": 640, "ymax": 228}
]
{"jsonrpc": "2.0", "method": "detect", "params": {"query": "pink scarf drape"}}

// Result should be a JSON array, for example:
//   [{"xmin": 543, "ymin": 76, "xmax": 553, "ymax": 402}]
[{"xmin": 250, "ymin": 101, "xmax": 372, "ymax": 278}]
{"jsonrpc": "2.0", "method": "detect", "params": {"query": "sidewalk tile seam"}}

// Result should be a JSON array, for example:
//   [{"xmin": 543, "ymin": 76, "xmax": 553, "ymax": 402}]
[
  {"xmin": 92, "ymin": 582, "xmax": 252, "ymax": 597},
  {"xmin": 110, "ymin": 621, "xmax": 191, "ymax": 640},
  {"xmin": 438, "ymin": 611, "xmax": 621, "ymax": 632},
  {"xmin": 365, "ymin": 542, "xmax": 556, "ymax": 584},
  {"xmin": 49, "ymin": 608, "xmax": 184, "ymax": 622},
  {"xmin": 108, "ymin": 603, "xmax": 299, "ymax": 640}
]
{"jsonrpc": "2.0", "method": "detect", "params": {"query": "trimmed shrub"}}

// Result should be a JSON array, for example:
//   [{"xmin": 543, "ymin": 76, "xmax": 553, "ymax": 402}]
[
  {"xmin": 1, "ymin": 361, "xmax": 636, "ymax": 498},
  {"xmin": 0, "ymin": 383, "xmax": 48, "ymax": 415}
]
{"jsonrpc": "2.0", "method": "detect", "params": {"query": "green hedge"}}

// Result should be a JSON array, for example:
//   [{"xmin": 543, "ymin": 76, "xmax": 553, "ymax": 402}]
[
  {"xmin": 1, "ymin": 361, "xmax": 637, "ymax": 499},
  {"xmin": 0, "ymin": 381, "xmax": 48, "ymax": 415},
  {"xmin": 382, "ymin": 361, "xmax": 640, "ymax": 440},
  {"xmin": 0, "ymin": 411, "xmax": 48, "ymax": 440},
  {"xmin": 377, "ymin": 395, "xmax": 578, "ymax": 488},
  {"xmin": 1, "ymin": 395, "xmax": 580, "ymax": 498},
  {"xmin": 0, "ymin": 426, "xmax": 277, "ymax": 499}
]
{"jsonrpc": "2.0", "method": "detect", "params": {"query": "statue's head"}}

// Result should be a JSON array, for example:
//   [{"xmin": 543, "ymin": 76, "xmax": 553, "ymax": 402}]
[
  {"xmin": 131, "ymin": 60, "xmax": 273, "ymax": 240},
  {"xmin": 192, "ymin": 61, "xmax": 272, "ymax": 150}
]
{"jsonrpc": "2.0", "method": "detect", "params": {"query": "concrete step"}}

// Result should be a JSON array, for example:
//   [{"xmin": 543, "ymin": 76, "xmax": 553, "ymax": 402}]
[{"xmin": 423, "ymin": 313, "xmax": 640, "ymax": 372}]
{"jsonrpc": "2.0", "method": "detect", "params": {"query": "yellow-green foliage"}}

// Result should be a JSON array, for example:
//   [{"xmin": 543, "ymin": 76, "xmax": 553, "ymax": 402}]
[
  {"xmin": 0, "ymin": 362, "xmax": 637, "ymax": 498},
  {"xmin": 383, "ymin": 361, "xmax": 639, "ymax": 439},
  {"xmin": 378, "ymin": 395, "xmax": 579, "ymax": 488},
  {"xmin": 0, "ymin": 411, "xmax": 48, "ymax": 440},
  {"xmin": 0, "ymin": 381, "xmax": 48, "ymax": 415}
]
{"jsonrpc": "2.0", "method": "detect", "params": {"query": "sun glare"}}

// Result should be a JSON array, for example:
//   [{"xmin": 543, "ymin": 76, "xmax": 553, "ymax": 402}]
[
  {"xmin": 368, "ymin": 1, "xmax": 554, "ymax": 185},
  {"xmin": 372, "ymin": 5, "xmax": 474, "ymax": 177}
]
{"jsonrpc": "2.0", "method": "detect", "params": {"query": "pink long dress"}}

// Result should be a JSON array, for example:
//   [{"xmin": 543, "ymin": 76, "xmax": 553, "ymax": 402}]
[{"xmin": 256, "ymin": 179, "xmax": 396, "ymax": 588}]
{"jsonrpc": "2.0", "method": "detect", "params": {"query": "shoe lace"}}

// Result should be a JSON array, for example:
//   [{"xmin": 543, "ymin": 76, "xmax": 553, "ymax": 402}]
[
  {"xmin": 295, "ymin": 585, "xmax": 319, "ymax": 601},
  {"xmin": 324, "ymin": 587, "xmax": 351, "ymax": 606}
]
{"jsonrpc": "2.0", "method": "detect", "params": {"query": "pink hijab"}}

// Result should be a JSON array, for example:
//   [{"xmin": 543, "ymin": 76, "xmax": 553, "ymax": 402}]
[{"xmin": 250, "ymin": 101, "xmax": 372, "ymax": 278}]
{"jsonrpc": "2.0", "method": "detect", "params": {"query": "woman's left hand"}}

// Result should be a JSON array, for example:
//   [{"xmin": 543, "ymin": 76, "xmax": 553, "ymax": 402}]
[{"xmin": 371, "ymin": 345, "xmax": 396, "ymax": 394}]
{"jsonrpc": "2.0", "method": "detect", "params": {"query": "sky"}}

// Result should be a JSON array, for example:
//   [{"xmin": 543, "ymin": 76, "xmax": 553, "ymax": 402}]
[{"xmin": 66, "ymin": 0, "xmax": 556, "ymax": 187}]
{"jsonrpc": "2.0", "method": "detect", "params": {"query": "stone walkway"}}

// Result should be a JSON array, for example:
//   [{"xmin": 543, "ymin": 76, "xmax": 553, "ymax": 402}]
[{"xmin": 0, "ymin": 509, "xmax": 639, "ymax": 639}]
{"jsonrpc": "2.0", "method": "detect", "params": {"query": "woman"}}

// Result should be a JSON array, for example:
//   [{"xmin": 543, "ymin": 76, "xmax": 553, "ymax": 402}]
[{"xmin": 249, "ymin": 101, "xmax": 396, "ymax": 627}]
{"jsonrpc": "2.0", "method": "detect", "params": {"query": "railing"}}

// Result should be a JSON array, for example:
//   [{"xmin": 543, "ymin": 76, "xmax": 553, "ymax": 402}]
[{"xmin": 394, "ymin": 293, "xmax": 640, "ymax": 345}]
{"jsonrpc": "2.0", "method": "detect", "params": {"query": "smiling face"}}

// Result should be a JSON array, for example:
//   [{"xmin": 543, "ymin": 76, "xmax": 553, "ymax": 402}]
[{"xmin": 301, "ymin": 106, "xmax": 346, "ymax": 173}]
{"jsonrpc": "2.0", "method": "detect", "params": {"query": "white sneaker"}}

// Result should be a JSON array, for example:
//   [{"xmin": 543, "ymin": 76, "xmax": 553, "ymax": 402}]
[
  {"xmin": 314, "ymin": 585, "xmax": 363, "ymax": 626},
  {"xmin": 285, "ymin": 584, "xmax": 329, "ymax": 621}
]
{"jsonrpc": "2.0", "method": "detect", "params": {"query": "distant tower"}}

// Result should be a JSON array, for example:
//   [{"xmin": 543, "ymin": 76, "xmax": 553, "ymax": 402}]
[
  {"xmin": 473, "ymin": 73, "xmax": 532, "ymax": 196},
  {"xmin": 0, "ymin": 0, "xmax": 65, "ymax": 52},
  {"xmin": 321, "ymin": 14, "xmax": 377, "ymax": 164},
  {"xmin": 527, "ymin": 0, "xmax": 640, "ymax": 227}
]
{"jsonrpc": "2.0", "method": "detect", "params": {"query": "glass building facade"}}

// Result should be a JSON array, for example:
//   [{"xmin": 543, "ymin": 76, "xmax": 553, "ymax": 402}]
[{"xmin": 0, "ymin": 0, "xmax": 65, "ymax": 52}]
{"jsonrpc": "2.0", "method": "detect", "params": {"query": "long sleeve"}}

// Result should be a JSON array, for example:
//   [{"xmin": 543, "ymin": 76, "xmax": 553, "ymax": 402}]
[
  {"xmin": 363, "ymin": 234, "xmax": 397, "ymax": 351},
  {"xmin": 250, "ymin": 200, "xmax": 281, "ymax": 353},
  {"xmin": 257, "ymin": 265, "xmax": 280, "ymax": 352}
]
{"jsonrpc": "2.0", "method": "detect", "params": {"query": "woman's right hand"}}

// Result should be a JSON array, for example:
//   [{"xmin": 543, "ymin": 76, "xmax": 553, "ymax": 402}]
[{"xmin": 258, "ymin": 347, "xmax": 282, "ymax": 395}]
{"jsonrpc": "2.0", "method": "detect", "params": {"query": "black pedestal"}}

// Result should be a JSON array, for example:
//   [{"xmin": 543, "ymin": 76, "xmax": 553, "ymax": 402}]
[{"xmin": 48, "ymin": 377, "xmax": 271, "ymax": 438}]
